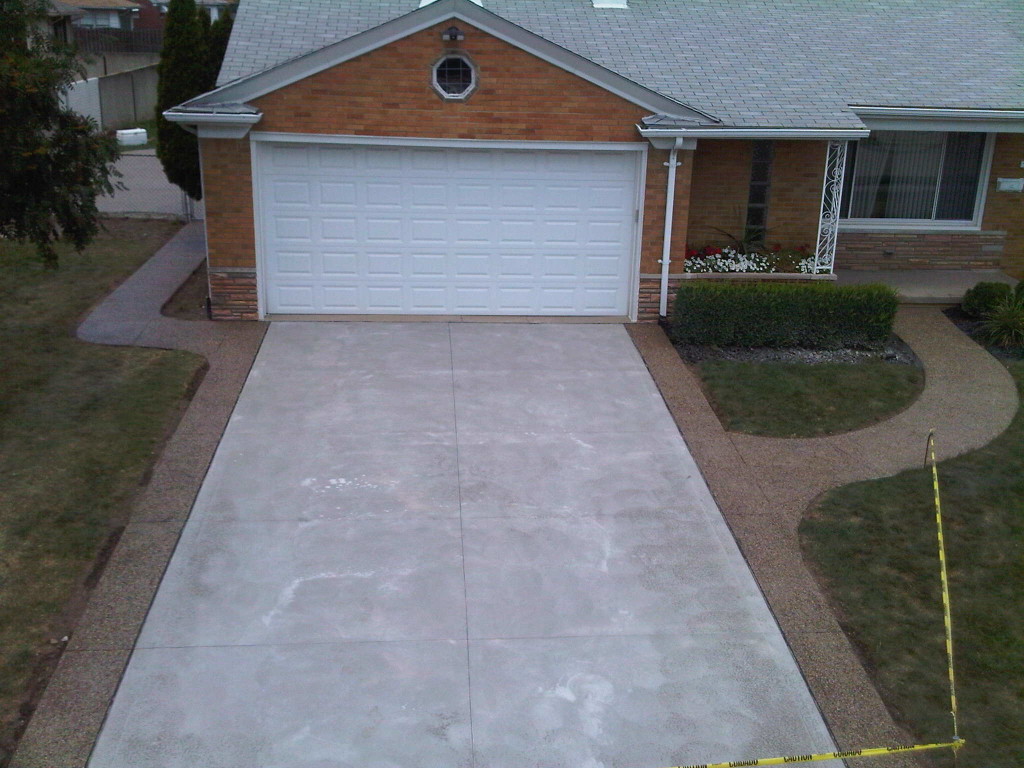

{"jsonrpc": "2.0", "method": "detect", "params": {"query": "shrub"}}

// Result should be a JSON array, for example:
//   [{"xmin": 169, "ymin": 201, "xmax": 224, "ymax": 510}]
[
  {"xmin": 669, "ymin": 281, "xmax": 898, "ymax": 349},
  {"xmin": 979, "ymin": 295, "xmax": 1024, "ymax": 348},
  {"xmin": 962, "ymin": 282, "xmax": 1013, "ymax": 319}
]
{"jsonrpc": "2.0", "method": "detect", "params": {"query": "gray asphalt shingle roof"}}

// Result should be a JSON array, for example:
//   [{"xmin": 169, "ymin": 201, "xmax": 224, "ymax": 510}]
[{"xmin": 217, "ymin": 0, "xmax": 1024, "ymax": 128}]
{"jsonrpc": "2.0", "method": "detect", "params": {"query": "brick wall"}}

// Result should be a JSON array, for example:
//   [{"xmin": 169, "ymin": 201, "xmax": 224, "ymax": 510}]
[
  {"xmin": 983, "ymin": 133, "xmax": 1024, "ymax": 277},
  {"xmin": 835, "ymin": 133, "xmax": 1024, "ymax": 273},
  {"xmin": 835, "ymin": 231, "xmax": 1005, "ymax": 270},
  {"xmin": 767, "ymin": 140, "xmax": 825, "ymax": 248},
  {"xmin": 686, "ymin": 140, "xmax": 752, "ymax": 247},
  {"xmin": 200, "ymin": 19, "xmax": 691, "ymax": 318}
]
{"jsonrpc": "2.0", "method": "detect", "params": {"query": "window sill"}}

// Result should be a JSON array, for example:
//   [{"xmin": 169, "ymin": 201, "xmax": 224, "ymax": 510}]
[{"xmin": 839, "ymin": 220, "xmax": 981, "ymax": 234}]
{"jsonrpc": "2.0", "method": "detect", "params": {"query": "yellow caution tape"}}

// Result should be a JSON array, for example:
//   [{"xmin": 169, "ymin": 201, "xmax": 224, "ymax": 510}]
[
  {"xmin": 926, "ymin": 430, "xmax": 960, "ymax": 740},
  {"xmin": 668, "ymin": 739, "xmax": 965, "ymax": 768},
  {"xmin": 665, "ymin": 431, "xmax": 966, "ymax": 768}
]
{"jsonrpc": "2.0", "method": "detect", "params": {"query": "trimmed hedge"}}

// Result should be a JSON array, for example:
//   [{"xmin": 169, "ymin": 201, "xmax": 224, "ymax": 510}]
[
  {"xmin": 669, "ymin": 281, "xmax": 898, "ymax": 349},
  {"xmin": 962, "ymin": 281, "xmax": 1014, "ymax": 319}
]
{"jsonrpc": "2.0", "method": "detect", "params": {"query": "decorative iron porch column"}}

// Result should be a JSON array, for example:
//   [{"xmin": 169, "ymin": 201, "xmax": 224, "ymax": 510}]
[{"xmin": 813, "ymin": 140, "xmax": 847, "ymax": 273}]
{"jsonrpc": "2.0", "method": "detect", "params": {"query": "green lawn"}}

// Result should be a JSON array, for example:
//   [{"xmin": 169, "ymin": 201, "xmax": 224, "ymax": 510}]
[
  {"xmin": 0, "ymin": 220, "xmax": 204, "ymax": 764},
  {"xmin": 697, "ymin": 360, "xmax": 925, "ymax": 438},
  {"xmin": 800, "ymin": 360, "xmax": 1023, "ymax": 768}
]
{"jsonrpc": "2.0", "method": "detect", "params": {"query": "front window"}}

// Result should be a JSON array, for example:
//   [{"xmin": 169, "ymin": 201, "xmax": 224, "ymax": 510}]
[{"xmin": 840, "ymin": 131, "xmax": 987, "ymax": 223}]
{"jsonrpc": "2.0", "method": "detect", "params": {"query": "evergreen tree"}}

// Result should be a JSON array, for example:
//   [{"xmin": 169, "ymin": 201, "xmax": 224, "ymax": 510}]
[
  {"xmin": 0, "ymin": 0, "xmax": 120, "ymax": 267},
  {"xmin": 204, "ymin": 7, "xmax": 233, "ymax": 90},
  {"xmin": 155, "ymin": 0, "xmax": 207, "ymax": 200}
]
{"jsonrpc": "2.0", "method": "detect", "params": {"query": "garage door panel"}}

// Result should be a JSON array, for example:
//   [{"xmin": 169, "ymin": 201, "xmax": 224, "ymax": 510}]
[
  {"xmin": 409, "ymin": 253, "xmax": 447, "ymax": 278},
  {"xmin": 270, "ymin": 180, "xmax": 311, "ymax": 205},
  {"xmin": 275, "ymin": 252, "xmax": 313, "ymax": 275},
  {"xmin": 318, "ymin": 146, "xmax": 356, "ymax": 168},
  {"xmin": 260, "ymin": 144, "xmax": 638, "ymax": 316},
  {"xmin": 320, "ymin": 217, "xmax": 357, "ymax": 242},
  {"xmin": 320, "ymin": 182, "xmax": 357, "ymax": 206},
  {"xmin": 271, "ymin": 146, "xmax": 309, "ymax": 168},
  {"xmin": 409, "ymin": 286, "xmax": 448, "ymax": 311},
  {"xmin": 453, "ymin": 254, "xmax": 491, "ymax": 278},
  {"xmin": 366, "ymin": 253, "xmax": 402, "ymax": 277},
  {"xmin": 322, "ymin": 253, "xmax": 358, "ymax": 276},
  {"xmin": 410, "ymin": 183, "xmax": 447, "ymax": 209},
  {"xmin": 321, "ymin": 285, "xmax": 359, "ymax": 310},
  {"xmin": 274, "ymin": 217, "xmax": 311, "ymax": 240}
]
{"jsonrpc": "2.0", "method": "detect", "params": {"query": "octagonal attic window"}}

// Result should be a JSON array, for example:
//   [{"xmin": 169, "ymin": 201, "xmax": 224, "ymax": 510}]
[{"xmin": 433, "ymin": 55, "xmax": 475, "ymax": 100}]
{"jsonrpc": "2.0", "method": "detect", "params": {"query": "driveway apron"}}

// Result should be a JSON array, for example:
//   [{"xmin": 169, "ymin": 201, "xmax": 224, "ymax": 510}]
[{"xmin": 89, "ymin": 323, "xmax": 839, "ymax": 768}]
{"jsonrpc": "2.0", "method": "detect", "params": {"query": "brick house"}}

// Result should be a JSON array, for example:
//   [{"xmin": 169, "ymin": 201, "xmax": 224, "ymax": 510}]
[{"xmin": 165, "ymin": 0, "xmax": 1024, "ymax": 321}]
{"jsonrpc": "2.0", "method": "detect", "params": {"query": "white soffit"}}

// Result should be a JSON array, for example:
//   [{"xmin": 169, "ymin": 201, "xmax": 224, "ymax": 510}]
[{"xmin": 852, "ymin": 106, "xmax": 1024, "ymax": 133}]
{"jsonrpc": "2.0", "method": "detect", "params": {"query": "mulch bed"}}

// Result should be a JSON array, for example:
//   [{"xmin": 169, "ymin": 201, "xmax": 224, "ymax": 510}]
[
  {"xmin": 659, "ymin": 319, "xmax": 920, "ymax": 367},
  {"xmin": 942, "ymin": 306, "xmax": 1024, "ymax": 362}
]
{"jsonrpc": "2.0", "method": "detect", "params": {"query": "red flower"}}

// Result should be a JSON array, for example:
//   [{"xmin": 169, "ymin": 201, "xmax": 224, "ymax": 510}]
[
  {"xmin": 772, "ymin": 243, "xmax": 782, "ymax": 253},
  {"xmin": 686, "ymin": 248, "xmax": 698, "ymax": 258}
]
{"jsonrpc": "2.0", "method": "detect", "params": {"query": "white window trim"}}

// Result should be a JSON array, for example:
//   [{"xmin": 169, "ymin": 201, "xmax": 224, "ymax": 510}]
[
  {"xmin": 839, "ymin": 132, "xmax": 995, "ymax": 233},
  {"xmin": 431, "ymin": 52, "xmax": 476, "ymax": 101}
]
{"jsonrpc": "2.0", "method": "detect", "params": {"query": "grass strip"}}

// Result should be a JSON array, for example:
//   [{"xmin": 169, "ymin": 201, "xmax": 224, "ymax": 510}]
[
  {"xmin": 800, "ymin": 360, "xmax": 1023, "ymax": 768},
  {"xmin": 697, "ymin": 359, "xmax": 924, "ymax": 438},
  {"xmin": 0, "ymin": 220, "xmax": 204, "ymax": 764}
]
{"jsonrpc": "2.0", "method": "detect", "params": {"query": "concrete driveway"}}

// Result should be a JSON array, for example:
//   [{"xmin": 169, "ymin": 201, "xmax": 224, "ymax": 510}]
[{"xmin": 89, "ymin": 323, "xmax": 838, "ymax": 768}]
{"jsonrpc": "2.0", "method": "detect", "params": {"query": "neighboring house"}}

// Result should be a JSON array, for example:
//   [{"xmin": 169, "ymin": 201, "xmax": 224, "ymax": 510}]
[
  {"xmin": 72, "ymin": 0, "xmax": 140, "ymax": 30},
  {"xmin": 147, "ymin": 0, "xmax": 236, "ymax": 23},
  {"xmin": 165, "ymin": 0, "xmax": 1024, "ymax": 321},
  {"xmin": 44, "ymin": 1, "xmax": 83, "ymax": 43}
]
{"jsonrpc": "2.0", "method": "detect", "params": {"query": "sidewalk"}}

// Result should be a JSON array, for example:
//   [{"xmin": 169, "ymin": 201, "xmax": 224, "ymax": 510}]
[{"xmin": 629, "ymin": 308, "xmax": 1017, "ymax": 761}]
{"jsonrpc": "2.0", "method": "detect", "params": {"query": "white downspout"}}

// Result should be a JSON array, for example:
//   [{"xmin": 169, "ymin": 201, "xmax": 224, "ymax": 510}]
[{"xmin": 658, "ymin": 138, "xmax": 683, "ymax": 317}]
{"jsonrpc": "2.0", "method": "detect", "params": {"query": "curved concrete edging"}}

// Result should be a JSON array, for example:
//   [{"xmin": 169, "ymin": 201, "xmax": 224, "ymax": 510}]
[
  {"xmin": 628, "ymin": 307, "xmax": 1017, "ymax": 764},
  {"xmin": 12, "ymin": 223, "xmax": 267, "ymax": 768}
]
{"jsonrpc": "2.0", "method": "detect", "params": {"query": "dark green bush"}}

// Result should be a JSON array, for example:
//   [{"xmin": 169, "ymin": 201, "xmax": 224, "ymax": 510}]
[
  {"xmin": 980, "ymin": 295, "xmax": 1024, "ymax": 348},
  {"xmin": 669, "ymin": 281, "xmax": 898, "ymax": 349},
  {"xmin": 962, "ymin": 282, "xmax": 1013, "ymax": 319}
]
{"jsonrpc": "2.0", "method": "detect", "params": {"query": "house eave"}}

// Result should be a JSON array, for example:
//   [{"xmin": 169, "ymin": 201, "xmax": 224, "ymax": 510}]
[
  {"xmin": 163, "ymin": 108, "xmax": 263, "ymax": 138},
  {"xmin": 851, "ymin": 106, "xmax": 1024, "ymax": 133},
  {"xmin": 637, "ymin": 126, "xmax": 870, "ymax": 147}
]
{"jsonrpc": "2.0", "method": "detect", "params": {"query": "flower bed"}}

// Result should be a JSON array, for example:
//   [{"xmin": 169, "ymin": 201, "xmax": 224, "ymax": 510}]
[{"xmin": 684, "ymin": 244, "xmax": 819, "ymax": 274}]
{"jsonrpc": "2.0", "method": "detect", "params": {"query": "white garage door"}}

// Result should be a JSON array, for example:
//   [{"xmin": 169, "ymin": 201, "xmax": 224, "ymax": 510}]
[{"xmin": 256, "ymin": 142, "xmax": 641, "ymax": 316}]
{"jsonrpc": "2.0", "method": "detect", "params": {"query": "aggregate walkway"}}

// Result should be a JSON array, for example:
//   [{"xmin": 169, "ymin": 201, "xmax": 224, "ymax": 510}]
[{"xmin": 629, "ymin": 307, "xmax": 1018, "ymax": 762}]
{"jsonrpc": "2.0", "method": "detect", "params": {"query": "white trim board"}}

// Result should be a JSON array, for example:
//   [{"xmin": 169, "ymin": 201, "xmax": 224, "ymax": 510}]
[
  {"xmin": 249, "ymin": 132, "xmax": 649, "ymax": 152},
  {"xmin": 187, "ymin": 0, "xmax": 715, "ymax": 123},
  {"xmin": 639, "ymin": 127, "xmax": 869, "ymax": 144}
]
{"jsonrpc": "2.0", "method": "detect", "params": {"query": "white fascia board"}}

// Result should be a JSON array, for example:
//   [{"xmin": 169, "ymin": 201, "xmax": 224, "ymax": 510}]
[
  {"xmin": 851, "ymin": 106, "xmax": 1024, "ymax": 133},
  {"xmin": 164, "ymin": 109, "xmax": 262, "ymax": 138},
  {"xmin": 182, "ymin": 0, "xmax": 716, "ymax": 123},
  {"xmin": 638, "ymin": 126, "xmax": 870, "ymax": 141},
  {"xmin": 250, "ymin": 131, "xmax": 649, "ymax": 152}
]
